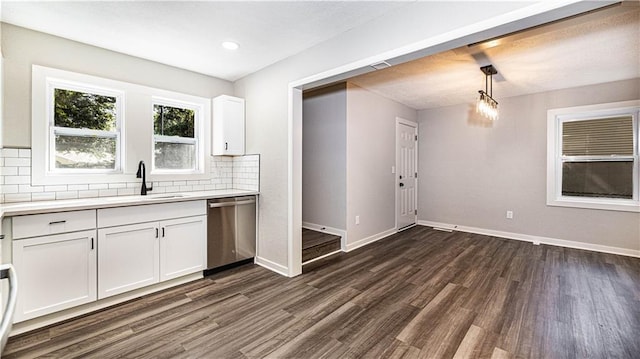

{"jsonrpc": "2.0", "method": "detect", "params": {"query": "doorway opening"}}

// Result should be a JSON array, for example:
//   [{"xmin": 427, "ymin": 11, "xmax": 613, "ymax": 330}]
[{"xmin": 288, "ymin": 2, "xmax": 619, "ymax": 277}]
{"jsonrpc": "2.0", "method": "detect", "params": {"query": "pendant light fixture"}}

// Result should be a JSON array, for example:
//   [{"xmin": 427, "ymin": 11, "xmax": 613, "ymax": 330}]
[{"xmin": 476, "ymin": 65, "xmax": 499, "ymax": 121}]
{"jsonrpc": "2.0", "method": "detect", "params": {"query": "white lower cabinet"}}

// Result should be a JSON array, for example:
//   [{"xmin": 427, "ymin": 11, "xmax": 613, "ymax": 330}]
[
  {"xmin": 12, "ymin": 230, "xmax": 97, "ymax": 322},
  {"xmin": 160, "ymin": 216, "xmax": 206, "ymax": 281},
  {"xmin": 97, "ymin": 222, "xmax": 159, "ymax": 299},
  {"xmin": 9, "ymin": 200, "xmax": 208, "ymax": 323},
  {"xmin": 98, "ymin": 215, "xmax": 206, "ymax": 299}
]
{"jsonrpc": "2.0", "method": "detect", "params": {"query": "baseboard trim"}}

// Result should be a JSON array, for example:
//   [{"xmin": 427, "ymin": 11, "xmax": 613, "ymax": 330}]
[
  {"xmin": 302, "ymin": 221, "xmax": 347, "ymax": 250},
  {"xmin": 345, "ymin": 227, "xmax": 397, "ymax": 252},
  {"xmin": 255, "ymin": 256, "xmax": 291, "ymax": 277},
  {"xmin": 418, "ymin": 220, "xmax": 640, "ymax": 258}
]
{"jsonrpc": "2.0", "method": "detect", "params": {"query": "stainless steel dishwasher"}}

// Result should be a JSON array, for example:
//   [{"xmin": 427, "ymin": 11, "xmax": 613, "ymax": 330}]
[{"xmin": 207, "ymin": 196, "xmax": 256, "ymax": 270}]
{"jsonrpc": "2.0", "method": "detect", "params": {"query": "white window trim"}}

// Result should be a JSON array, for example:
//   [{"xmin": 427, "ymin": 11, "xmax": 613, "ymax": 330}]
[
  {"xmin": 32, "ymin": 65, "xmax": 211, "ymax": 186},
  {"xmin": 151, "ymin": 97, "xmax": 205, "ymax": 175},
  {"xmin": 546, "ymin": 100, "xmax": 640, "ymax": 213},
  {"xmin": 47, "ymin": 79, "xmax": 124, "ymax": 174}
]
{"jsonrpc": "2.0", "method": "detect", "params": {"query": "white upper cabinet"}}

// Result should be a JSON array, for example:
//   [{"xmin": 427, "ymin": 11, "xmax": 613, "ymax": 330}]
[{"xmin": 212, "ymin": 95, "xmax": 245, "ymax": 156}]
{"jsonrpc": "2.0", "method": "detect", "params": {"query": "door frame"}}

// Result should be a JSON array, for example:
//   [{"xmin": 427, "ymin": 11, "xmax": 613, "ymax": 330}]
[{"xmin": 395, "ymin": 117, "xmax": 418, "ymax": 231}]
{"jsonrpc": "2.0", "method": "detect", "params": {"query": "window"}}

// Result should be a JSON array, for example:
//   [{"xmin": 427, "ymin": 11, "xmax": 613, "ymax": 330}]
[
  {"xmin": 547, "ymin": 101, "xmax": 639, "ymax": 212},
  {"xmin": 32, "ymin": 66, "xmax": 211, "ymax": 186},
  {"xmin": 50, "ymin": 85, "xmax": 123, "ymax": 172},
  {"xmin": 152, "ymin": 100, "xmax": 201, "ymax": 172}
]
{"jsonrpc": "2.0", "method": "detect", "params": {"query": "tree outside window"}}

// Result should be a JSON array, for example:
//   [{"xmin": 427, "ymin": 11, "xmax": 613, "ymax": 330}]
[
  {"xmin": 153, "ymin": 103, "xmax": 197, "ymax": 171},
  {"xmin": 52, "ymin": 88, "xmax": 121, "ymax": 170}
]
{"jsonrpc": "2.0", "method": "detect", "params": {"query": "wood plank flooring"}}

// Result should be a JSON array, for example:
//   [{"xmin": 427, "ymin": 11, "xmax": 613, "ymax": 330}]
[
  {"xmin": 5, "ymin": 226, "xmax": 639, "ymax": 358},
  {"xmin": 302, "ymin": 228, "xmax": 341, "ymax": 263}
]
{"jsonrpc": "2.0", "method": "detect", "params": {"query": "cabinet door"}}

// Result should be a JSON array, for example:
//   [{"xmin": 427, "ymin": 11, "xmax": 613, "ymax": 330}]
[
  {"xmin": 213, "ymin": 95, "xmax": 245, "ymax": 156},
  {"xmin": 98, "ymin": 222, "xmax": 159, "ymax": 299},
  {"xmin": 160, "ymin": 216, "xmax": 206, "ymax": 281},
  {"xmin": 12, "ymin": 230, "xmax": 97, "ymax": 322}
]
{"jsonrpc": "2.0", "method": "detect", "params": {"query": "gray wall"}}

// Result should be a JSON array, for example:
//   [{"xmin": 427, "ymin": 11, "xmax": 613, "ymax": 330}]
[
  {"xmin": 301, "ymin": 83, "xmax": 417, "ymax": 246},
  {"xmin": 346, "ymin": 83, "xmax": 417, "ymax": 247},
  {"xmin": 302, "ymin": 83, "xmax": 347, "ymax": 230},
  {"xmin": 1, "ymin": 23, "xmax": 233, "ymax": 147},
  {"xmin": 418, "ymin": 78, "xmax": 640, "ymax": 251},
  {"xmin": 234, "ymin": 1, "xmax": 550, "ymax": 269}
]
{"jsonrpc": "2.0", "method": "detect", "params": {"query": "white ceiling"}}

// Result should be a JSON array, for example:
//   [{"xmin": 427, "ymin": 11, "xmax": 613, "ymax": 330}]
[
  {"xmin": 350, "ymin": 5, "xmax": 640, "ymax": 110},
  {"xmin": 2, "ymin": 2, "xmax": 638, "ymax": 110},
  {"xmin": 1, "ymin": 1, "xmax": 407, "ymax": 81}
]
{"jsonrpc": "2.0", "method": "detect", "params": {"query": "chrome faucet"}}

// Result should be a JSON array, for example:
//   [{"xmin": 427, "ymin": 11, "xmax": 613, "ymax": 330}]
[{"xmin": 136, "ymin": 160, "xmax": 153, "ymax": 195}]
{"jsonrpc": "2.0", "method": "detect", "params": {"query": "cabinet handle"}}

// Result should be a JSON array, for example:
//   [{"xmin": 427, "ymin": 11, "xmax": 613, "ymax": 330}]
[
  {"xmin": 162, "ymin": 227, "xmax": 165, "ymax": 237},
  {"xmin": 49, "ymin": 220, "xmax": 66, "ymax": 225},
  {"xmin": 225, "ymin": 142, "xmax": 228, "ymax": 150},
  {"xmin": 156, "ymin": 228, "xmax": 159, "ymax": 238},
  {"xmin": 91, "ymin": 238, "xmax": 94, "ymax": 250}
]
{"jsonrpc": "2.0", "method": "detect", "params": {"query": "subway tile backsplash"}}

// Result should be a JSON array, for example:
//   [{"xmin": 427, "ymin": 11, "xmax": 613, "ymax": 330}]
[
  {"xmin": 232, "ymin": 155, "xmax": 261, "ymax": 191},
  {"xmin": 0, "ymin": 148, "xmax": 260, "ymax": 204}
]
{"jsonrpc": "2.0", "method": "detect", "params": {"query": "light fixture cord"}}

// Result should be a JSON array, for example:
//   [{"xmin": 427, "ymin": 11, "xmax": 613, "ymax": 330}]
[
  {"xmin": 485, "ymin": 73, "xmax": 488, "ymax": 94},
  {"xmin": 490, "ymin": 71, "xmax": 493, "ymax": 97}
]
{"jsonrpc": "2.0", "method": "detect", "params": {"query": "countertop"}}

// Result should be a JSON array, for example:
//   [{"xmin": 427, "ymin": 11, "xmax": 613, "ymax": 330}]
[{"xmin": 0, "ymin": 189, "xmax": 259, "ymax": 218}]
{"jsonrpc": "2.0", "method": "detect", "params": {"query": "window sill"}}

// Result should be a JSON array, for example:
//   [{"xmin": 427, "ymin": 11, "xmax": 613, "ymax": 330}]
[
  {"xmin": 148, "ymin": 171, "xmax": 210, "ymax": 182},
  {"xmin": 547, "ymin": 197, "xmax": 640, "ymax": 213}
]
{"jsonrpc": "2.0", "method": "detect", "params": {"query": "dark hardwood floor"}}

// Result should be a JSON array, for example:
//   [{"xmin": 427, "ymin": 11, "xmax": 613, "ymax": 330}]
[
  {"xmin": 302, "ymin": 228, "xmax": 341, "ymax": 263},
  {"xmin": 5, "ymin": 226, "xmax": 639, "ymax": 358}
]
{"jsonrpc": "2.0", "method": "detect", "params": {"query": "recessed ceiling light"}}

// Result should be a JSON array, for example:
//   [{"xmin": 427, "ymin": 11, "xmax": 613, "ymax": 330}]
[{"xmin": 222, "ymin": 41, "xmax": 239, "ymax": 50}]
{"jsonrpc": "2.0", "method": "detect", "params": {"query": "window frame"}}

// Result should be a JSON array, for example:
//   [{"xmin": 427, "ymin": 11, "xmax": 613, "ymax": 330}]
[
  {"xmin": 32, "ymin": 65, "xmax": 211, "ymax": 186},
  {"xmin": 547, "ymin": 100, "xmax": 640, "ymax": 212},
  {"xmin": 47, "ymin": 81, "xmax": 124, "ymax": 174},
  {"xmin": 151, "ymin": 97, "xmax": 204, "ymax": 174}
]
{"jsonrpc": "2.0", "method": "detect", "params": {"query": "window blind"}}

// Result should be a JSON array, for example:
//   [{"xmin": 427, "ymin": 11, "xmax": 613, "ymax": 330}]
[{"xmin": 562, "ymin": 116, "xmax": 633, "ymax": 156}]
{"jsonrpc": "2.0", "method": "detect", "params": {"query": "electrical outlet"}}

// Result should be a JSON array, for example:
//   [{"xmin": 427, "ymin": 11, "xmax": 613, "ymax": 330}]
[
  {"xmin": 355, "ymin": 215, "xmax": 360, "ymax": 225},
  {"xmin": 506, "ymin": 210, "xmax": 514, "ymax": 219}
]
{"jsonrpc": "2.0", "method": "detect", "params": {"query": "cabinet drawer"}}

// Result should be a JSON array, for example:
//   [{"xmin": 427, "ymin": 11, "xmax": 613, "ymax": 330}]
[
  {"xmin": 12, "ymin": 210, "xmax": 97, "ymax": 239},
  {"xmin": 97, "ymin": 200, "xmax": 205, "ymax": 228}
]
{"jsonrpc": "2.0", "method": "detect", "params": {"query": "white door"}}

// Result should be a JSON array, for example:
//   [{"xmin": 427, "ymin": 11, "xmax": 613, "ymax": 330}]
[
  {"xmin": 98, "ymin": 222, "xmax": 159, "ymax": 299},
  {"xmin": 159, "ymin": 215, "xmax": 206, "ymax": 281},
  {"xmin": 12, "ymin": 230, "xmax": 97, "ymax": 322},
  {"xmin": 396, "ymin": 119, "xmax": 418, "ymax": 230}
]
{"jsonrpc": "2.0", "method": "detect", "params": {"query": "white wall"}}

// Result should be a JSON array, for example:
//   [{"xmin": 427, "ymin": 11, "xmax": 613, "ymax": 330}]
[
  {"xmin": 1, "ymin": 23, "xmax": 233, "ymax": 148},
  {"xmin": 345, "ymin": 83, "xmax": 417, "ymax": 248},
  {"xmin": 302, "ymin": 83, "xmax": 347, "ymax": 231},
  {"xmin": 0, "ymin": 24, "xmax": 260, "ymax": 205},
  {"xmin": 418, "ymin": 78, "xmax": 640, "ymax": 252},
  {"xmin": 234, "ymin": 1, "xmax": 613, "ymax": 274},
  {"xmin": 0, "ymin": 9, "xmax": 3, "ymax": 149}
]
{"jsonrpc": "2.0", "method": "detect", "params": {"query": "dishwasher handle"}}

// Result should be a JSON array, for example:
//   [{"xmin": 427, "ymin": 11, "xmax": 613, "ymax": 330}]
[
  {"xmin": 208, "ymin": 198, "xmax": 256, "ymax": 208},
  {"xmin": 0, "ymin": 264, "xmax": 18, "ymax": 355}
]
